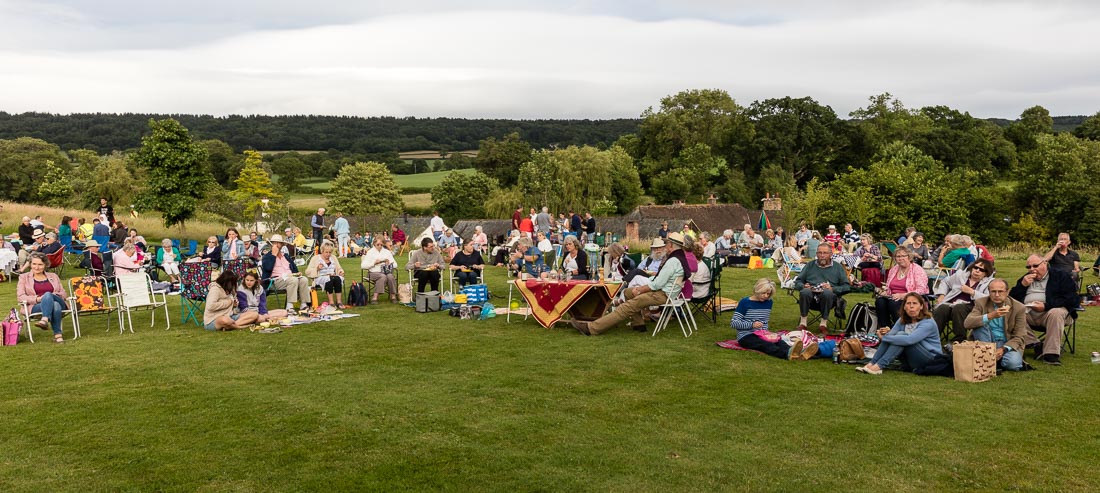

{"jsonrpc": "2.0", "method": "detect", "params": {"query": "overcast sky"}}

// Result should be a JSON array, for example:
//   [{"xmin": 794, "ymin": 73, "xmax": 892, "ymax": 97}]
[{"xmin": 1, "ymin": 0, "xmax": 1098, "ymax": 119}]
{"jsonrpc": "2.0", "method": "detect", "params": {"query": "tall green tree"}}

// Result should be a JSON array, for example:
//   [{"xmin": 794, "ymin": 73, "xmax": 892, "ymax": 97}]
[
  {"xmin": 911, "ymin": 105, "xmax": 997, "ymax": 172},
  {"xmin": 270, "ymin": 154, "xmax": 308, "ymax": 192},
  {"xmin": 430, "ymin": 171, "xmax": 498, "ymax": 222},
  {"xmin": 1013, "ymin": 133, "xmax": 1100, "ymax": 235},
  {"xmin": 634, "ymin": 89, "xmax": 754, "ymax": 193},
  {"xmin": 648, "ymin": 143, "xmax": 725, "ymax": 204},
  {"xmin": 849, "ymin": 93, "xmax": 933, "ymax": 149},
  {"xmin": 516, "ymin": 145, "xmax": 642, "ymax": 214},
  {"xmin": 200, "ymin": 139, "xmax": 241, "ymax": 188},
  {"xmin": 1073, "ymin": 111, "xmax": 1100, "ymax": 141},
  {"xmin": 0, "ymin": 137, "xmax": 68, "ymax": 203},
  {"xmin": 326, "ymin": 162, "xmax": 403, "ymax": 217},
  {"xmin": 474, "ymin": 132, "xmax": 533, "ymax": 187},
  {"xmin": 232, "ymin": 150, "xmax": 282, "ymax": 227},
  {"xmin": 1005, "ymin": 105, "xmax": 1054, "ymax": 152},
  {"xmin": 133, "ymin": 119, "xmax": 211, "ymax": 230},
  {"xmin": 36, "ymin": 160, "xmax": 74, "ymax": 207},
  {"xmin": 606, "ymin": 146, "xmax": 644, "ymax": 214},
  {"xmin": 826, "ymin": 142, "xmax": 976, "ymax": 239},
  {"xmin": 95, "ymin": 153, "xmax": 140, "ymax": 209},
  {"xmin": 746, "ymin": 96, "xmax": 844, "ymax": 183}
]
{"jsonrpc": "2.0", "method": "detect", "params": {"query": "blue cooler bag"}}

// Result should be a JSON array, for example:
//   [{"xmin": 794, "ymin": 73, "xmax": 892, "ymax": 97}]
[{"xmin": 461, "ymin": 284, "xmax": 488, "ymax": 304}]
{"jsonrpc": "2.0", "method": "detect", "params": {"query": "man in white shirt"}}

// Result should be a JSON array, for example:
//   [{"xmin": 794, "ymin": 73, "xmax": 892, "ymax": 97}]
[{"xmin": 430, "ymin": 211, "xmax": 446, "ymax": 243}]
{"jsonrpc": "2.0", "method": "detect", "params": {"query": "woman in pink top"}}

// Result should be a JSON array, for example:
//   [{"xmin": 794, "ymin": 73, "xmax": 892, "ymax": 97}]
[
  {"xmin": 875, "ymin": 246, "xmax": 929, "ymax": 329},
  {"xmin": 112, "ymin": 240, "xmax": 144, "ymax": 276},
  {"xmin": 16, "ymin": 252, "xmax": 68, "ymax": 343}
]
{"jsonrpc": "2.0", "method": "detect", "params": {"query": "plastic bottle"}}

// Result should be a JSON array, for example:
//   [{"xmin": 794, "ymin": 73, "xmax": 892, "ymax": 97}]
[{"xmin": 1091, "ymin": 351, "xmax": 1100, "ymax": 364}]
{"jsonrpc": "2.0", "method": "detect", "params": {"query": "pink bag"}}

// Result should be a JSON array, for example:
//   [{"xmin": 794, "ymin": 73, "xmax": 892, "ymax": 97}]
[
  {"xmin": 2, "ymin": 308, "xmax": 20, "ymax": 346},
  {"xmin": 752, "ymin": 329, "xmax": 781, "ymax": 343}
]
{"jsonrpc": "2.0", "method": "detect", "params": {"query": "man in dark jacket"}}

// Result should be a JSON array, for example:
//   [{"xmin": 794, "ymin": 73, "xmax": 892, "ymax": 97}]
[{"xmin": 1009, "ymin": 255, "xmax": 1078, "ymax": 365}]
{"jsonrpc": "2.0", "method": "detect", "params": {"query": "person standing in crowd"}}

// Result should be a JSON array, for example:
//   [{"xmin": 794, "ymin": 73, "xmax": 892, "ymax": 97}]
[
  {"xmin": 331, "ymin": 211, "xmax": 351, "ymax": 257},
  {"xmin": 584, "ymin": 212, "xmax": 597, "ymax": 243},
  {"xmin": 1044, "ymin": 232, "xmax": 1080, "ymax": 281},
  {"xmin": 310, "ymin": 207, "xmax": 326, "ymax": 248},
  {"xmin": 98, "ymin": 198, "xmax": 115, "ymax": 226},
  {"xmin": 430, "ymin": 210, "xmax": 447, "ymax": 243},
  {"xmin": 511, "ymin": 206, "xmax": 523, "ymax": 233},
  {"xmin": 657, "ymin": 221, "xmax": 670, "ymax": 239},
  {"xmin": 536, "ymin": 207, "xmax": 552, "ymax": 236}
]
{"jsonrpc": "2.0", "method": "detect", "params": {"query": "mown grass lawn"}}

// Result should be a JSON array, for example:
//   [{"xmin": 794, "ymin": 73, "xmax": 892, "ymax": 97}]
[{"xmin": 1, "ymin": 257, "xmax": 1096, "ymax": 492}]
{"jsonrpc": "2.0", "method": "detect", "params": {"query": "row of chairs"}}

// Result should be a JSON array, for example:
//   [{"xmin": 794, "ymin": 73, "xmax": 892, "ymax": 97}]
[{"xmin": 19, "ymin": 272, "xmax": 170, "ymax": 343}]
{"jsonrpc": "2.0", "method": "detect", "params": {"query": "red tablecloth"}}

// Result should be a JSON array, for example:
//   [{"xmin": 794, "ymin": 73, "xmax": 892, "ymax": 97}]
[{"xmin": 513, "ymin": 279, "xmax": 621, "ymax": 328}]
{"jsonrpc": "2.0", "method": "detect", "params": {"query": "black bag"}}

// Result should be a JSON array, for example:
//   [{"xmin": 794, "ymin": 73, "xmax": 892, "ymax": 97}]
[
  {"xmin": 844, "ymin": 302, "xmax": 876, "ymax": 338},
  {"xmin": 346, "ymin": 282, "xmax": 365, "ymax": 307}
]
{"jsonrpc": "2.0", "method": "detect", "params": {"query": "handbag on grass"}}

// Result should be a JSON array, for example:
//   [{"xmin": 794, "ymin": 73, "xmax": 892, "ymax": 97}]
[
  {"xmin": 953, "ymin": 341, "xmax": 997, "ymax": 383},
  {"xmin": 3, "ymin": 308, "xmax": 21, "ymax": 346}
]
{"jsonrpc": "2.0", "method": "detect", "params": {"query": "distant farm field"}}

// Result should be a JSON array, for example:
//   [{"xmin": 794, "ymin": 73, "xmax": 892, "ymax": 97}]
[{"xmin": 399, "ymin": 150, "xmax": 476, "ymax": 159}]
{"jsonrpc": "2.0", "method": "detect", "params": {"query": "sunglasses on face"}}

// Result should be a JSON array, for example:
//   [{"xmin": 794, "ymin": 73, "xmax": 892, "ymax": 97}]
[
  {"xmin": 1026, "ymin": 262, "xmax": 1044, "ymax": 269},
  {"xmin": 972, "ymin": 267, "xmax": 986, "ymax": 273}
]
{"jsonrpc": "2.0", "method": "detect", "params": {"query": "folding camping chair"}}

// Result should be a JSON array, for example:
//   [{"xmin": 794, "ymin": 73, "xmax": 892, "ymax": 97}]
[
  {"xmin": 115, "ymin": 272, "xmax": 170, "ymax": 332},
  {"xmin": 1030, "ymin": 309, "xmax": 1080, "ymax": 355},
  {"xmin": 19, "ymin": 291, "xmax": 74, "ymax": 343},
  {"xmin": 179, "ymin": 261, "xmax": 213, "ymax": 326},
  {"xmin": 690, "ymin": 256, "xmax": 724, "ymax": 324},
  {"xmin": 67, "ymin": 275, "xmax": 119, "ymax": 337},
  {"xmin": 46, "ymin": 248, "xmax": 66, "ymax": 277},
  {"xmin": 778, "ymin": 249, "xmax": 806, "ymax": 296},
  {"xmin": 652, "ymin": 278, "xmax": 695, "ymax": 337}
]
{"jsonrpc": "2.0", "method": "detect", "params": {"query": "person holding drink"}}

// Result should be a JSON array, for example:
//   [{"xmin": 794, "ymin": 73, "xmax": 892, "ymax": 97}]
[{"xmin": 964, "ymin": 278, "xmax": 1027, "ymax": 371}]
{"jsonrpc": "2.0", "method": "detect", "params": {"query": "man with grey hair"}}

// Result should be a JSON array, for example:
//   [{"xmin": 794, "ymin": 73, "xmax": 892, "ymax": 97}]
[
  {"xmin": 572, "ymin": 232, "xmax": 689, "ymax": 336},
  {"xmin": 1009, "ymin": 255, "xmax": 1078, "ymax": 365},
  {"xmin": 964, "ymin": 278, "xmax": 1027, "ymax": 371},
  {"xmin": 535, "ymin": 206, "xmax": 552, "ymax": 235},
  {"xmin": 794, "ymin": 243, "xmax": 850, "ymax": 334},
  {"xmin": 310, "ymin": 207, "xmax": 326, "ymax": 248}
]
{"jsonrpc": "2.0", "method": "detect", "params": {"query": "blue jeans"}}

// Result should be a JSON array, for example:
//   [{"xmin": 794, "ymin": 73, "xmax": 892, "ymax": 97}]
[
  {"xmin": 455, "ymin": 270, "xmax": 479, "ymax": 287},
  {"xmin": 970, "ymin": 327, "xmax": 1025, "ymax": 371},
  {"xmin": 32, "ymin": 292, "xmax": 67, "ymax": 335},
  {"xmin": 870, "ymin": 340, "xmax": 937, "ymax": 371}
]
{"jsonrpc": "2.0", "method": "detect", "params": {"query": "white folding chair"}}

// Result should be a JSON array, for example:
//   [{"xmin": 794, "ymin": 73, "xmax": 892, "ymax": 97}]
[
  {"xmin": 652, "ymin": 278, "xmax": 695, "ymax": 337},
  {"xmin": 115, "ymin": 272, "xmax": 170, "ymax": 333},
  {"xmin": 447, "ymin": 266, "xmax": 484, "ymax": 293},
  {"xmin": 779, "ymin": 250, "xmax": 806, "ymax": 294},
  {"xmin": 506, "ymin": 280, "xmax": 530, "ymax": 323},
  {"xmin": 19, "ymin": 296, "xmax": 74, "ymax": 343}
]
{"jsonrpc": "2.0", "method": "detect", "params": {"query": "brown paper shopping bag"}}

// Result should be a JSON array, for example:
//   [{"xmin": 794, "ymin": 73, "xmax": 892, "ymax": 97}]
[{"xmin": 953, "ymin": 340, "xmax": 997, "ymax": 382}]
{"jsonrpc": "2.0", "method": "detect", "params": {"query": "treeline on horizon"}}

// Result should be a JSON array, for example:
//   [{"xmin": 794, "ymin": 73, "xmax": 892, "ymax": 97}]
[
  {"xmin": 0, "ymin": 110, "xmax": 1090, "ymax": 154},
  {"xmin": 0, "ymin": 112, "xmax": 641, "ymax": 153}
]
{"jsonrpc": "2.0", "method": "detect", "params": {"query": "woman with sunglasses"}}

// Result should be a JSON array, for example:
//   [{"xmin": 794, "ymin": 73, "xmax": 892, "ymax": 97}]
[
  {"xmin": 200, "ymin": 236, "xmax": 222, "ymax": 267},
  {"xmin": 932, "ymin": 258, "xmax": 995, "ymax": 343}
]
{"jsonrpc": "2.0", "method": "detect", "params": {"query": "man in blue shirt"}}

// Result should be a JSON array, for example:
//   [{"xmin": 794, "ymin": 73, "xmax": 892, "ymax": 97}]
[
  {"xmin": 331, "ymin": 211, "xmax": 350, "ymax": 257},
  {"xmin": 964, "ymin": 278, "xmax": 1027, "ymax": 371}
]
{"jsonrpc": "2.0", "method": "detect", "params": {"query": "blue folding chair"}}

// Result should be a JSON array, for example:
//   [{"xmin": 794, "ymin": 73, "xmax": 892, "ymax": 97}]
[{"xmin": 92, "ymin": 235, "xmax": 111, "ymax": 252}]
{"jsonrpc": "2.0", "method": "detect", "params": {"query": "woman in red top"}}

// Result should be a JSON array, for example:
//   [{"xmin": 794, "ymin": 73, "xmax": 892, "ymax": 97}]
[
  {"xmin": 17, "ymin": 252, "xmax": 68, "ymax": 343},
  {"xmin": 390, "ymin": 224, "xmax": 406, "ymax": 253}
]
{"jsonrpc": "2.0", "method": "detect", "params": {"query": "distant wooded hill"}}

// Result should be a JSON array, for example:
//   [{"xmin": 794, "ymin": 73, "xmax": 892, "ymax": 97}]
[
  {"xmin": 0, "ymin": 112, "xmax": 640, "ymax": 153},
  {"xmin": 0, "ymin": 111, "xmax": 1088, "ymax": 153}
]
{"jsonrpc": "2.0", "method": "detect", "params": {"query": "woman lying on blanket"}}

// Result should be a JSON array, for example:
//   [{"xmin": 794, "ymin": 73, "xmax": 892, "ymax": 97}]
[
  {"xmin": 731, "ymin": 279, "xmax": 818, "ymax": 360},
  {"xmin": 857, "ymin": 292, "xmax": 943, "ymax": 375}
]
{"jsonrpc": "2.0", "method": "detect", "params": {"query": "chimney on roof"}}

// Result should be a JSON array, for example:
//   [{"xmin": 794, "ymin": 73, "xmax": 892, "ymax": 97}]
[
  {"xmin": 672, "ymin": 199, "xmax": 684, "ymax": 207},
  {"xmin": 707, "ymin": 193, "xmax": 717, "ymax": 205}
]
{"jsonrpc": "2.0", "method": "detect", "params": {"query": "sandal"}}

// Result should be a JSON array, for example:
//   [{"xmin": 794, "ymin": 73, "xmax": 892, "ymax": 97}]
[
  {"xmin": 53, "ymin": 334, "xmax": 64, "ymax": 344},
  {"xmin": 36, "ymin": 318, "xmax": 50, "ymax": 329}
]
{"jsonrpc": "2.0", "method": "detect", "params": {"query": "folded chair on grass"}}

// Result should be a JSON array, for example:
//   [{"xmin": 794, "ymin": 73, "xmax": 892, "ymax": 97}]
[
  {"xmin": 115, "ymin": 272, "xmax": 170, "ymax": 332},
  {"xmin": 68, "ymin": 275, "xmax": 119, "ymax": 337}
]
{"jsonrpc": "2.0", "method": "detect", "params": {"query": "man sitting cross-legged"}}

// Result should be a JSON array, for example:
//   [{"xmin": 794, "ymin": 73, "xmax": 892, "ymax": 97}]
[
  {"xmin": 795, "ymin": 243, "xmax": 850, "ymax": 336},
  {"xmin": 571, "ymin": 232, "xmax": 692, "ymax": 335}
]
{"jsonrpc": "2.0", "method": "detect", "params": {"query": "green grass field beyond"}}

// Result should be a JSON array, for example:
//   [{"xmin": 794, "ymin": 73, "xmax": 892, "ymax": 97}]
[
  {"xmin": 1, "ymin": 258, "xmax": 1097, "ymax": 492},
  {"xmin": 299, "ymin": 168, "xmax": 475, "ymax": 193}
]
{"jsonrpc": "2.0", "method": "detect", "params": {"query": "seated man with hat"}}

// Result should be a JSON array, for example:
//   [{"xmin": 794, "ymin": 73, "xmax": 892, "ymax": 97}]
[
  {"xmin": 571, "ymin": 232, "xmax": 691, "ymax": 335},
  {"xmin": 17, "ymin": 229, "xmax": 50, "ymax": 272},
  {"xmin": 260, "ymin": 234, "xmax": 312, "ymax": 315},
  {"xmin": 79, "ymin": 239, "xmax": 105, "ymax": 276}
]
